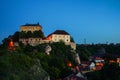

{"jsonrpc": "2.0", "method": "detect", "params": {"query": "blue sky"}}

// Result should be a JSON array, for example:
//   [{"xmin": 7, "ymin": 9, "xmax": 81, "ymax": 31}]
[{"xmin": 0, "ymin": 0, "xmax": 120, "ymax": 44}]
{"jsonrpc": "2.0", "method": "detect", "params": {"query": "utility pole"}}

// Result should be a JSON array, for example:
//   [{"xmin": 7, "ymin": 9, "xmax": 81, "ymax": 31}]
[{"xmin": 84, "ymin": 38, "xmax": 86, "ymax": 44}]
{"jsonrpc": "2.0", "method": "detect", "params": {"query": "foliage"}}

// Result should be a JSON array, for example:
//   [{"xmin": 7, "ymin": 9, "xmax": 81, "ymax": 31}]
[
  {"xmin": 101, "ymin": 63, "xmax": 120, "ymax": 80},
  {"xmin": 0, "ymin": 42, "xmax": 74, "ymax": 80},
  {"xmin": 0, "ymin": 52, "xmax": 49, "ymax": 80},
  {"xmin": 70, "ymin": 36, "xmax": 75, "ymax": 42},
  {"xmin": 12, "ymin": 31, "xmax": 20, "ymax": 42},
  {"xmin": 19, "ymin": 30, "xmax": 44, "ymax": 38},
  {"xmin": 2, "ymin": 37, "xmax": 10, "ymax": 49},
  {"xmin": 86, "ymin": 63, "xmax": 120, "ymax": 80},
  {"xmin": 76, "ymin": 44, "xmax": 120, "ymax": 61},
  {"xmin": 34, "ymin": 42, "xmax": 73, "ymax": 80},
  {"xmin": 86, "ymin": 71, "xmax": 101, "ymax": 80},
  {"xmin": 2, "ymin": 32, "xmax": 120, "ymax": 80}
]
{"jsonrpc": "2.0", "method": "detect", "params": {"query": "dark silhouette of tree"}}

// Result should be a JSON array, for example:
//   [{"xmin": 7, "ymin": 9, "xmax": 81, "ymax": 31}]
[
  {"xmin": 19, "ymin": 31, "xmax": 26, "ymax": 38},
  {"xmin": 86, "ymin": 71, "xmax": 101, "ymax": 80},
  {"xmin": 33, "ymin": 30, "xmax": 44, "ymax": 38},
  {"xmin": 103, "ymin": 53, "xmax": 116, "ymax": 63},
  {"xmin": 101, "ymin": 63, "xmax": 120, "ymax": 80},
  {"xmin": 26, "ymin": 31, "xmax": 33, "ymax": 38},
  {"xmin": 12, "ymin": 31, "xmax": 20, "ymax": 42},
  {"xmin": 0, "ymin": 52, "xmax": 49, "ymax": 80},
  {"xmin": 70, "ymin": 36, "xmax": 75, "ymax": 42}
]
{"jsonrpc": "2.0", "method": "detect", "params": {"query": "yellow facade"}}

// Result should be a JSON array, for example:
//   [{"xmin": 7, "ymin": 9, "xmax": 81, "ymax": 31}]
[
  {"xmin": 20, "ymin": 23, "xmax": 42, "ymax": 32},
  {"xmin": 51, "ymin": 34, "xmax": 70, "ymax": 43}
]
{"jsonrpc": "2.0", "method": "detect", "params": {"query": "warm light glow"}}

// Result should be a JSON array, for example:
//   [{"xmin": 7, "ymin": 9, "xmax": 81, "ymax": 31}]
[
  {"xmin": 8, "ymin": 40, "xmax": 14, "ymax": 50},
  {"xmin": 46, "ymin": 35, "xmax": 52, "ymax": 40},
  {"xmin": 109, "ymin": 60, "xmax": 115, "ymax": 63},
  {"xmin": 68, "ymin": 62, "xmax": 72, "ymax": 67},
  {"xmin": 93, "ymin": 67, "xmax": 96, "ymax": 70},
  {"xmin": 9, "ymin": 41, "xmax": 14, "ymax": 47},
  {"xmin": 117, "ymin": 58, "xmax": 120, "ymax": 63},
  {"xmin": 96, "ymin": 62, "xmax": 100, "ymax": 65}
]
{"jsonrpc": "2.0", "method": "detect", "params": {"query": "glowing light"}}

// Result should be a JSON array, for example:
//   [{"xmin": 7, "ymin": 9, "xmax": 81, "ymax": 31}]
[
  {"xmin": 8, "ymin": 40, "xmax": 14, "ymax": 50},
  {"xmin": 9, "ymin": 41, "xmax": 14, "ymax": 47},
  {"xmin": 68, "ymin": 62, "xmax": 72, "ymax": 67}
]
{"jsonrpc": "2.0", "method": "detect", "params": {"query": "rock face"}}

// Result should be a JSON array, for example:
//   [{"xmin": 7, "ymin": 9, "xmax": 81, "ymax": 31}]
[
  {"xmin": 30, "ymin": 59, "xmax": 50, "ymax": 80},
  {"xmin": 75, "ymin": 53, "xmax": 81, "ymax": 65},
  {"xmin": 45, "ymin": 45, "xmax": 52, "ymax": 55}
]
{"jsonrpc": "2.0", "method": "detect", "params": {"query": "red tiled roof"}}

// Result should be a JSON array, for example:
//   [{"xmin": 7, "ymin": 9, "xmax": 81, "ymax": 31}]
[{"xmin": 95, "ymin": 57, "xmax": 103, "ymax": 60}]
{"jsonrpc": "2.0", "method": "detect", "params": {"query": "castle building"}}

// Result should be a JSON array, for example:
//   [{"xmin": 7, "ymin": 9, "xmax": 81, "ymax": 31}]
[
  {"xmin": 46, "ymin": 30, "xmax": 70, "ymax": 43},
  {"xmin": 20, "ymin": 23, "xmax": 42, "ymax": 32},
  {"xmin": 46, "ymin": 30, "xmax": 76, "ymax": 50},
  {"xmin": 19, "ymin": 23, "xmax": 76, "ymax": 50},
  {"xmin": 19, "ymin": 23, "xmax": 44, "ymax": 46}
]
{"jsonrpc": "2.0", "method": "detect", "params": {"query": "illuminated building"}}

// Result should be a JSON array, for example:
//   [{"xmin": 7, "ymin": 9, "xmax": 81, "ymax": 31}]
[
  {"xmin": 20, "ymin": 23, "xmax": 42, "ymax": 32},
  {"xmin": 46, "ymin": 30, "xmax": 70, "ymax": 43},
  {"xmin": 19, "ymin": 23, "xmax": 76, "ymax": 50},
  {"xmin": 46, "ymin": 30, "xmax": 76, "ymax": 50}
]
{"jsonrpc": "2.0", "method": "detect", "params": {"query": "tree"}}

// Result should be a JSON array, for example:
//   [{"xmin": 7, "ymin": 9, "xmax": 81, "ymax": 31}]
[
  {"xmin": 12, "ymin": 31, "xmax": 20, "ymax": 42},
  {"xmin": 19, "ymin": 31, "xmax": 26, "ymax": 38},
  {"xmin": 70, "ymin": 36, "xmax": 75, "ymax": 42},
  {"xmin": 101, "ymin": 63, "xmax": 120, "ymax": 80},
  {"xmin": 86, "ymin": 71, "xmax": 101, "ymax": 80},
  {"xmin": 23, "ymin": 44, "xmax": 34, "ymax": 52},
  {"xmin": 33, "ymin": 30, "xmax": 44, "ymax": 38},
  {"xmin": 0, "ymin": 52, "xmax": 49, "ymax": 80},
  {"xmin": 26, "ymin": 31, "xmax": 33, "ymax": 38}
]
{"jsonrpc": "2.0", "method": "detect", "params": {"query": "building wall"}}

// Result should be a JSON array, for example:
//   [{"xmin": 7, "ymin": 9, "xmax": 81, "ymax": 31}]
[
  {"xmin": 20, "ymin": 26, "xmax": 42, "ymax": 32},
  {"xmin": 19, "ymin": 38, "xmax": 42, "ymax": 46},
  {"xmin": 65, "ymin": 42, "xmax": 76, "ymax": 50},
  {"xmin": 19, "ymin": 38, "xmax": 51, "ymax": 46},
  {"xmin": 51, "ymin": 34, "xmax": 70, "ymax": 43},
  {"xmin": 45, "ymin": 35, "xmax": 52, "ymax": 40},
  {"xmin": 45, "ymin": 34, "xmax": 76, "ymax": 50}
]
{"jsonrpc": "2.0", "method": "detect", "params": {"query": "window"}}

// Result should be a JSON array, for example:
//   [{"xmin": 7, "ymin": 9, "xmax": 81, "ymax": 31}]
[{"xmin": 66, "ymin": 39, "xmax": 69, "ymax": 42}]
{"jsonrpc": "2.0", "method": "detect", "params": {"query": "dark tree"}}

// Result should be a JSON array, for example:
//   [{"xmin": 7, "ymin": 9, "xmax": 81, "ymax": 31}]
[
  {"xmin": 70, "ymin": 36, "xmax": 75, "ymax": 42},
  {"xmin": 12, "ymin": 31, "xmax": 20, "ymax": 42},
  {"xmin": 101, "ymin": 63, "xmax": 120, "ymax": 80},
  {"xmin": 19, "ymin": 31, "xmax": 27, "ymax": 38},
  {"xmin": 33, "ymin": 30, "xmax": 44, "ymax": 38},
  {"xmin": 26, "ymin": 31, "xmax": 33, "ymax": 38}
]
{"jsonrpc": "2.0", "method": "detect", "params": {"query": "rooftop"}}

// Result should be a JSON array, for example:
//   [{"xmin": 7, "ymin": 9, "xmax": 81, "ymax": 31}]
[
  {"xmin": 22, "ymin": 23, "xmax": 42, "ymax": 27},
  {"xmin": 52, "ymin": 30, "xmax": 70, "ymax": 35}
]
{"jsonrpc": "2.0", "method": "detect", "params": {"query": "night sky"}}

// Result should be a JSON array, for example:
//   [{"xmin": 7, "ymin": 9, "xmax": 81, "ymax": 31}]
[{"xmin": 0, "ymin": 0, "xmax": 120, "ymax": 44}]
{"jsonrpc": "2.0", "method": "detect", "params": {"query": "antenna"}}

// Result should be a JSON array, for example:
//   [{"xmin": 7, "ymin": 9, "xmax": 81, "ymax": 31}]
[{"xmin": 84, "ymin": 38, "xmax": 86, "ymax": 44}]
